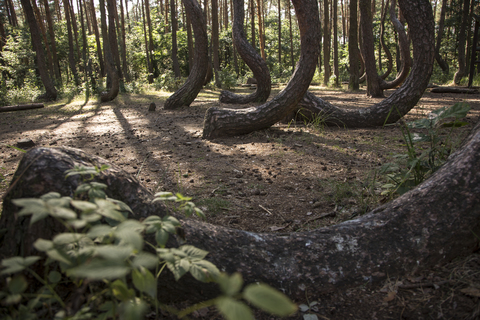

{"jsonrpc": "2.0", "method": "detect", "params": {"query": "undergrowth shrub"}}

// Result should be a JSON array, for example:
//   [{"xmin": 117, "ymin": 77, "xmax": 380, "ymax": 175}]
[{"xmin": 0, "ymin": 166, "xmax": 297, "ymax": 320}]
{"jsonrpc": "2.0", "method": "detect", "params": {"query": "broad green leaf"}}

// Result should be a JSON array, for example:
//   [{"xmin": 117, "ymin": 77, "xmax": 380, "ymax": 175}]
[
  {"xmin": 81, "ymin": 212, "xmax": 103, "ymax": 223},
  {"xmin": 114, "ymin": 229, "xmax": 143, "ymax": 251},
  {"xmin": 46, "ymin": 249, "xmax": 72, "ymax": 265},
  {"xmin": 95, "ymin": 199, "xmax": 126, "ymax": 222},
  {"xmin": 65, "ymin": 166, "xmax": 99, "ymax": 178},
  {"xmin": 162, "ymin": 221, "xmax": 176, "ymax": 234},
  {"xmin": 411, "ymin": 132, "xmax": 430, "ymax": 143},
  {"xmin": 180, "ymin": 245, "xmax": 208, "ymax": 259},
  {"xmin": 143, "ymin": 215, "xmax": 161, "ymax": 223},
  {"xmin": 68, "ymin": 219, "xmax": 88, "ymax": 229},
  {"xmin": 157, "ymin": 250, "xmax": 175, "ymax": 263},
  {"xmin": 437, "ymin": 102, "xmax": 470, "ymax": 120},
  {"xmin": 164, "ymin": 216, "xmax": 180, "ymax": 226},
  {"xmin": 96, "ymin": 245, "xmax": 134, "ymax": 261},
  {"xmin": 155, "ymin": 229, "xmax": 169, "ymax": 247},
  {"xmin": 108, "ymin": 199, "xmax": 133, "ymax": 215},
  {"xmin": 40, "ymin": 192, "xmax": 62, "ymax": 200},
  {"xmin": 3, "ymin": 293, "xmax": 22, "ymax": 305},
  {"xmin": 48, "ymin": 271, "xmax": 62, "ymax": 283},
  {"xmin": 67, "ymin": 259, "xmax": 130, "ymax": 280},
  {"xmin": 34, "ymin": 239, "xmax": 54, "ymax": 252},
  {"xmin": 1, "ymin": 256, "xmax": 41, "ymax": 274},
  {"xmin": 442, "ymin": 121, "xmax": 469, "ymax": 128},
  {"xmin": 71, "ymin": 200, "xmax": 98, "ymax": 211},
  {"xmin": 87, "ymin": 225, "xmax": 113, "ymax": 238},
  {"xmin": 189, "ymin": 260, "xmax": 220, "ymax": 282},
  {"xmin": 215, "ymin": 296, "xmax": 254, "ymax": 320},
  {"xmin": 117, "ymin": 220, "xmax": 145, "ymax": 233},
  {"xmin": 217, "ymin": 273, "xmax": 243, "ymax": 296},
  {"xmin": 50, "ymin": 207, "xmax": 77, "ymax": 220},
  {"xmin": 243, "ymin": 283, "xmax": 298, "ymax": 316},
  {"xmin": 119, "ymin": 298, "xmax": 148, "ymax": 320},
  {"xmin": 8, "ymin": 274, "xmax": 28, "ymax": 294},
  {"xmin": 53, "ymin": 233, "xmax": 87, "ymax": 246},
  {"xmin": 131, "ymin": 252, "xmax": 159, "ymax": 270},
  {"xmin": 132, "ymin": 268, "xmax": 156, "ymax": 297},
  {"xmin": 111, "ymin": 279, "xmax": 135, "ymax": 301}
]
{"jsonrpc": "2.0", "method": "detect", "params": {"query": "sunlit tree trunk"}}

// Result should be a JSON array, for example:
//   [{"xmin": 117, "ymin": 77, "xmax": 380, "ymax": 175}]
[
  {"xmin": 63, "ymin": 0, "xmax": 79, "ymax": 85},
  {"xmin": 323, "ymin": 0, "xmax": 331, "ymax": 85},
  {"xmin": 6, "ymin": 0, "xmax": 18, "ymax": 26},
  {"xmin": 256, "ymin": 0, "xmax": 265, "ymax": 60},
  {"xmin": 212, "ymin": 0, "xmax": 221, "ymax": 87},
  {"xmin": 119, "ymin": 0, "xmax": 129, "ymax": 82},
  {"xmin": 42, "ymin": 0, "xmax": 62, "ymax": 81},
  {"xmin": 288, "ymin": 0, "xmax": 294, "ymax": 70},
  {"xmin": 349, "ymin": 0, "xmax": 359, "ymax": 90},
  {"xmin": 31, "ymin": 0, "xmax": 55, "ymax": 81},
  {"xmin": 89, "ymin": 0, "xmax": 105, "ymax": 77},
  {"xmin": 20, "ymin": 0, "xmax": 57, "ymax": 100},
  {"xmin": 333, "ymin": 0, "xmax": 339, "ymax": 87},
  {"xmin": 141, "ymin": 0, "xmax": 153, "ymax": 83},
  {"xmin": 249, "ymin": 0, "xmax": 255, "ymax": 48},
  {"xmin": 171, "ymin": 0, "xmax": 181, "ymax": 77},
  {"xmin": 277, "ymin": 0, "xmax": 281, "ymax": 64}
]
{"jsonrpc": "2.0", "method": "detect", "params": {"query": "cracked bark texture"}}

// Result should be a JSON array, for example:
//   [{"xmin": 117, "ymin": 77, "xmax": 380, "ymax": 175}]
[
  {"xmin": 218, "ymin": 0, "xmax": 271, "ymax": 104},
  {"xmin": 1, "ymin": 119, "xmax": 480, "ymax": 300},
  {"xmin": 202, "ymin": 0, "xmax": 320, "ymax": 139},
  {"xmin": 164, "ymin": 0, "xmax": 208, "ymax": 109},
  {"xmin": 296, "ymin": 0, "xmax": 434, "ymax": 127}
]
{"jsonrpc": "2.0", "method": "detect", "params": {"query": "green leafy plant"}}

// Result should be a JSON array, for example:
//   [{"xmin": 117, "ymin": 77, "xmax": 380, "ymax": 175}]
[
  {"xmin": 380, "ymin": 103, "xmax": 470, "ymax": 196},
  {"xmin": 0, "ymin": 166, "xmax": 297, "ymax": 319}
]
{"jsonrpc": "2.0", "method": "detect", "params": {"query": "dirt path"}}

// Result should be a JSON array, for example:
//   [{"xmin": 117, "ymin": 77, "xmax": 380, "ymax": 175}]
[{"xmin": 1, "ymin": 87, "xmax": 480, "ymax": 318}]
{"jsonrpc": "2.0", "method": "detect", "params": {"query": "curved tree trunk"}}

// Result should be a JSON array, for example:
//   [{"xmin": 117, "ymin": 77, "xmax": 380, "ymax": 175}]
[
  {"xmin": 20, "ymin": 0, "xmax": 57, "ymax": 100},
  {"xmin": 2, "ymin": 118, "xmax": 480, "ymax": 300},
  {"xmin": 99, "ymin": 0, "xmax": 119, "ymax": 102},
  {"xmin": 378, "ymin": 0, "xmax": 411, "ymax": 89},
  {"xmin": 164, "ymin": 0, "xmax": 208, "ymax": 109},
  {"xmin": 218, "ymin": 0, "xmax": 271, "ymax": 104},
  {"xmin": 202, "ymin": 0, "xmax": 320, "ymax": 139},
  {"xmin": 295, "ymin": 0, "xmax": 434, "ymax": 127}
]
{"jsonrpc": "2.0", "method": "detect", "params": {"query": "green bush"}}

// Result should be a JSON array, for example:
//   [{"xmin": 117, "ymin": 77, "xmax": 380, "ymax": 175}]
[{"xmin": 0, "ymin": 165, "xmax": 297, "ymax": 320}]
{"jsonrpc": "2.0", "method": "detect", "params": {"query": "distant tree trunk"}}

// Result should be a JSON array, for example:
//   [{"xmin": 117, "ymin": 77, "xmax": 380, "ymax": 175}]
[
  {"xmin": 359, "ymin": 0, "xmax": 383, "ymax": 97},
  {"xmin": 143, "ymin": 0, "xmax": 154, "ymax": 83},
  {"xmin": 90, "ymin": 0, "xmax": 105, "ymax": 77},
  {"xmin": 256, "ymin": 0, "xmax": 265, "ymax": 60},
  {"xmin": 31, "ymin": 0, "xmax": 55, "ymax": 81},
  {"xmin": 379, "ymin": 0, "xmax": 393, "ymax": 80},
  {"xmin": 164, "ymin": 0, "xmax": 208, "ymax": 109},
  {"xmin": 219, "ymin": 0, "xmax": 271, "ymax": 104},
  {"xmin": 277, "ymin": 0, "xmax": 281, "ymax": 64},
  {"xmin": 333, "ymin": 0, "xmax": 339, "ymax": 87},
  {"xmin": 145, "ymin": 0, "xmax": 155, "ymax": 80},
  {"xmin": 434, "ymin": 0, "xmax": 449, "ymax": 73},
  {"xmin": 108, "ymin": 0, "xmax": 123, "ymax": 81},
  {"xmin": 171, "ymin": 0, "xmax": 181, "ymax": 77},
  {"xmin": 453, "ymin": 0, "xmax": 470, "ymax": 84},
  {"xmin": 296, "ymin": 0, "xmax": 434, "ymax": 128},
  {"xmin": 186, "ymin": 4, "xmax": 194, "ymax": 72},
  {"xmin": 79, "ymin": 0, "xmax": 89, "ymax": 96},
  {"xmin": 69, "ymin": 0, "xmax": 81, "ymax": 63},
  {"xmin": 349, "ymin": 0, "xmax": 360, "ymax": 90},
  {"xmin": 43, "ymin": 0, "xmax": 62, "ymax": 82},
  {"xmin": 119, "ymin": 0, "xmax": 130, "ymax": 82},
  {"xmin": 249, "ymin": 0, "xmax": 255, "ymax": 48},
  {"xmin": 323, "ymin": 0, "xmax": 331, "ymax": 86},
  {"xmin": 63, "ymin": 0, "xmax": 79, "ymax": 85},
  {"xmin": 203, "ymin": 0, "xmax": 320, "ymax": 139},
  {"xmin": 20, "ymin": 0, "xmax": 57, "ymax": 100},
  {"xmin": 211, "ymin": 0, "xmax": 221, "ymax": 87},
  {"xmin": 99, "ymin": 0, "xmax": 119, "ymax": 102},
  {"xmin": 288, "ymin": 0, "xmax": 294, "ymax": 70},
  {"xmin": 0, "ymin": 15, "xmax": 5, "ymax": 50},
  {"xmin": 6, "ymin": 0, "xmax": 18, "ymax": 26}
]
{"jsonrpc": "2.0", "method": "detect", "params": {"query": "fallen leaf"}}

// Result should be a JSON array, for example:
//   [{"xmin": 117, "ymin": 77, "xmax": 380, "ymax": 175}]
[
  {"xmin": 383, "ymin": 291, "xmax": 396, "ymax": 302},
  {"xmin": 269, "ymin": 226, "xmax": 286, "ymax": 231}
]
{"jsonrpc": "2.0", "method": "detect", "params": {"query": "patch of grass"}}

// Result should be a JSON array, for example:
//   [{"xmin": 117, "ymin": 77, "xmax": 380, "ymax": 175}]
[{"xmin": 196, "ymin": 197, "xmax": 231, "ymax": 215}]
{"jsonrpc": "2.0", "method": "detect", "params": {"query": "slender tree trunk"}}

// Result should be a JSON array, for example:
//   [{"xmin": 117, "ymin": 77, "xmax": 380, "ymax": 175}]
[
  {"xmin": 453, "ymin": 0, "xmax": 470, "ymax": 84},
  {"xmin": 278, "ymin": 0, "xmax": 281, "ymax": 64},
  {"xmin": 171, "ymin": 0, "xmax": 181, "ymax": 77},
  {"xmin": 6, "ymin": 0, "xmax": 18, "ymax": 26},
  {"xmin": 63, "ymin": 0, "xmax": 79, "ymax": 85},
  {"xmin": 249, "ymin": 0, "xmax": 255, "ymax": 48},
  {"xmin": 323, "ymin": 0, "xmax": 331, "ymax": 85},
  {"xmin": 288, "ymin": 0, "xmax": 294, "ymax": 71},
  {"xmin": 359, "ymin": 0, "xmax": 383, "ymax": 97},
  {"xmin": 186, "ymin": 3, "xmax": 194, "ymax": 72},
  {"xmin": 333, "ymin": 0, "xmax": 339, "ymax": 86},
  {"xmin": 43, "ymin": 0, "xmax": 61, "ymax": 81},
  {"xmin": 256, "ymin": 0, "xmax": 266, "ymax": 60},
  {"xmin": 349, "ymin": 0, "xmax": 359, "ymax": 90},
  {"xmin": 142, "ymin": 0, "xmax": 153, "ymax": 83},
  {"xmin": 434, "ymin": 0, "xmax": 448, "ymax": 73},
  {"xmin": 164, "ymin": 0, "xmax": 208, "ymax": 109},
  {"xmin": 379, "ymin": 0, "xmax": 393, "ymax": 79},
  {"xmin": 79, "ymin": 0, "xmax": 89, "ymax": 97},
  {"xmin": 145, "ymin": 0, "xmax": 155, "ymax": 79},
  {"xmin": 219, "ymin": 0, "xmax": 271, "ymax": 104},
  {"xmin": 99, "ymin": 0, "xmax": 119, "ymax": 101},
  {"xmin": 109, "ymin": 0, "xmax": 123, "ymax": 81},
  {"xmin": 20, "ymin": 0, "xmax": 57, "ymax": 100},
  {"xmin": 212, "ymin": 0, "xmax": 221, "ymax": 87},
  {"xmin": 31, "ymin": 0, "xmax": 55, "ymax": 81},
  {"xmin": 69, "ymin": 0, "xmax": 81, "ymax": 63},
  {"xmin": 90, "ymin": 0, "xmax": 105, "ymax": 77}
]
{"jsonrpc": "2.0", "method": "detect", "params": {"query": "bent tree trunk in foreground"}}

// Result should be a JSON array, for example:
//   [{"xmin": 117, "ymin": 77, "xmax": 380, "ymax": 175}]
[
  {"xmin": 218, "ymin": 0, "xmax": 271, "ymax": 104},
  {"xmin": 202, "ymin": 0, "xmax": 320, "ymax": 138},
  {"xmin": 297, "ymin": 0, "xmax": 434, "ymax": 127},
  {"xmin": 164, "ymin": 0, "xmax": 208, "ymax": 109},
  {"xmin": 2, "ymin": 119, "xmax": 480, "ymax": 300}
]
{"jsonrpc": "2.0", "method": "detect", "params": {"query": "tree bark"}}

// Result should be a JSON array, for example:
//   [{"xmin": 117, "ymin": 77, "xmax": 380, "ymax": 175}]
[
  {"xmin": 3, "ymin": 117, "xmax": 480, "ymax": 300},
  {"xmin": 434, "ymin": 0, "xmax": 449, "ymax": 73},
  {"xmin": 333, "ymin": 0, "xmax": 339, "ymax": 87},
  {"xmin": 164, "ymin": 0, "xmax": 208, "ymax": 109},
  {"xmin": 218, "ymin": 0, "xmax": 271, "ymax": 104},
  {"xmin": 202, "ymin": 0, "xmax": 320, "ymax": 139},
  {"xmin": 348, "ymin": 0, "xmax": 360, "ymax": 90},
  {"xmin": 171, "ymin": 0, "xmax": 181, "ymax": 78},
  {"xmin": 0, "ymin": 103, "xmax": 44, "ymax": 113},
  {"xmin": 294, "ymin": 0, "xmax": 434, "ymax": 127},
  {"xmin": 90, "ymin": 0, "xmax": 105, "ymax": 77},
  {"xmin": 379, "ymin": 0, "xmax": 393, "ymax": 80},
  {"xmin": 99, "ymin": 0, "xmax": 119, "ymax": 102},
  {"xmin": 211, "ymin": 0, "xmax": 221, "ymax": 87},
  {"xmin": 323, "ymin": 0, "xmax": 331, "ymax": 86},
  {"xmin": 63, "ymin": 0, "xmax": 79, "ymax": 86},
  {"xmin": 20, "ymin": 0, "xmax": 57, "ymax": 100},
  {"xmin": 453, "ymin": 0, "xmax": 470, "ymax": 85},
  {"xmin": 43, "ymin": 0, "xmax": 62, "ymax": 81}
]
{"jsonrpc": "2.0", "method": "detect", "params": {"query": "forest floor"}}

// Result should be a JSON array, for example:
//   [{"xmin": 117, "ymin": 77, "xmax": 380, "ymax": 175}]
[{"xmin": 1, "ymin": 85, "xmax": 480, "ymax": 319}]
